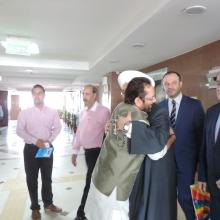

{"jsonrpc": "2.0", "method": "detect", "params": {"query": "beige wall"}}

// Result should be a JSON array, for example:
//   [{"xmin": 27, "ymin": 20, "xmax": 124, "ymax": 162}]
[{"xmin": 10, "ymin": 95, "xmax": 20, "ymax": 120}]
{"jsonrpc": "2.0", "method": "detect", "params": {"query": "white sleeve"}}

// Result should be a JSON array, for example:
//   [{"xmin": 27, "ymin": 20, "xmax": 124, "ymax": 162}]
[
  {"xmin": 125, "ymin": 123, "xmax": 132, "ymax": 138},
  {"xmin": 147, "ymin": 145, "xmax": 168, "ymax": 160},
  {"xmin": 125, "ymin": 120, "xmax": 149, "ymax": 138}
]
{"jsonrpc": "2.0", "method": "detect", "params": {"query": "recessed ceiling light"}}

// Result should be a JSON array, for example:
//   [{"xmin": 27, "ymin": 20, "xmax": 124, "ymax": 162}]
[
  {"xmin": 109, "ymin": 60, "xmax": 119, "ymax": 63},
  {"xmin": 132, "ymin": 42, "xmax": 145, "ymax": 48},
  {"xmin": 182, "ymin": 5, "xmax": 207, "ymax": 15},
  {"xmin": 25, "ymin": 69, "xmax": 33, "ymax": 73}
]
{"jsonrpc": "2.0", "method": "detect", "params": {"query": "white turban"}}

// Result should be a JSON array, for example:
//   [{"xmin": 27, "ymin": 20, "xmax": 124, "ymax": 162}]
[{"xmin": 117, "ymin": 70, "xmax": 155, "ymax": 89}]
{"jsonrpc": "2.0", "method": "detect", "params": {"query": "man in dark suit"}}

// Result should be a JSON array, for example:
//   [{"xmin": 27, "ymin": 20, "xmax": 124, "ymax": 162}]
[
  {"xmin": 160, "ymin": 71, "xmax": 205, "ymax": 220},
  {"xmin": 198, "ymin": 73, "xmax": 220, "ymax": 220}
]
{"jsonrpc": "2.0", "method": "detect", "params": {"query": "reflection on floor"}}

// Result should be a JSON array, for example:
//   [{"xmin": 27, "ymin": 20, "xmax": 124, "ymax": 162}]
[{"xmin": 0, "ymin": 120, "xmax": 186, "ymax": 220}]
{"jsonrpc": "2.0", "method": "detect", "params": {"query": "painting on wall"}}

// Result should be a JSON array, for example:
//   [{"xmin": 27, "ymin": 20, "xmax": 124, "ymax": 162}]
[{"xmin": 206, "ymin": 66, "xmax": 220, "ymax": 89}]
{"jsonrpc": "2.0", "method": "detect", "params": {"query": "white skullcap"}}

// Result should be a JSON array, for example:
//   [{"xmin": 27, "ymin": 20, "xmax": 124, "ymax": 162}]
[{"xmin": 117, "ymin": 70, "xmax": 155, "ymax": 89}]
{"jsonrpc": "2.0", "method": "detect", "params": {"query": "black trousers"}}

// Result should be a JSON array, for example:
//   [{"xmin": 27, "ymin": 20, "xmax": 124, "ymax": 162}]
[
  {"xmin": 23, "ymin": 144, "xmax": 53, "ymax": 210},
  {"xmin": 76, "ymin": 147, "xmax": 100, "ymax": 217}
]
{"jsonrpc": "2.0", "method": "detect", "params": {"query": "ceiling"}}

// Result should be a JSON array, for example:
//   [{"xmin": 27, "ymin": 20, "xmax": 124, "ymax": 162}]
[{"xmin": 0, "ymin": 0, "xmax": 220, "ymax": 91}]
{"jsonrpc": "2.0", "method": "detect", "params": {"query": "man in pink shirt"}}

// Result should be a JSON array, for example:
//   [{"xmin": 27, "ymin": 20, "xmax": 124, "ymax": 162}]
[
  {"xmin": 72, "ymin": 84, "xmax": 110, "ymax": 220},
  {"xmin": 16, "ymin": 84, "xmax": 62, "ymax": 220}
]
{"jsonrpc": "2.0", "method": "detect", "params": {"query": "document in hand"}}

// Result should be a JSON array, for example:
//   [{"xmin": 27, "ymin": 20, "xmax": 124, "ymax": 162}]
[
  {"xmin": 190, "ymin": 184, "xmax": 210, "ymax": 220},
  {"xmin": 35, "ymin": 147, "xmax": 53, "ymax": 158}
]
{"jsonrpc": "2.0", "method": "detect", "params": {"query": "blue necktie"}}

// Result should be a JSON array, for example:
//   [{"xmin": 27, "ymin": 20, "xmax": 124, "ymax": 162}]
[{"xmin": 170, "ymin": 99, "xmax": 176, "ymax": 128}]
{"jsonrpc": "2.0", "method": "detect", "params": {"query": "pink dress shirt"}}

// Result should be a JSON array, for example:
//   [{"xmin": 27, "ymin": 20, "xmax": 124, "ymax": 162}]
[
  {"xmin": 73, "ymin": 102, "xmax": 110, "ymax": 154},
  {"xmin": 16, "ymin": 105, "xmax": 61, "ymax": 145}
]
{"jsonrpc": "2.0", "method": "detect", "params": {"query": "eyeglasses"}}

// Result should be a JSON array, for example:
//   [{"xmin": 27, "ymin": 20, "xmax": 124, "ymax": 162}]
[{"xmin": 143, "ymin": 96, "xmax": 156, "ymax": 102}]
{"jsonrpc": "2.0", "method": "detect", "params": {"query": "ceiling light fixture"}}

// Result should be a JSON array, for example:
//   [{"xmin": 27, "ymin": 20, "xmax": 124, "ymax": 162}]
[
  {"xmin": 182, "ymin": 5, "xmax": 207, "ymax": 15},
  {"xmin": 132, "ymin": 42, "xmax": 145, "ymax": 48},
  {"xmin": 109, "ymin": 60, "xmax": 119, "ymax": 63},
  {"xmin": 24, "ymin": 69, "xmax": 34, "ymax": 73},
  {"xmin": 0, "ymin": 36, "xmax": 40, "ymax": 56}
]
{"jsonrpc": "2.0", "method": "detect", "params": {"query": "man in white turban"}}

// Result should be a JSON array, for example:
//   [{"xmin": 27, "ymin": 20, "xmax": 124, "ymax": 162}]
[
  {"xmin": 117, "ymin": 70, "xmax": 155, "ymax": 92},
  {"xmin": 117, "ymin": 71, "xmax": 177, "ymax": 220}
]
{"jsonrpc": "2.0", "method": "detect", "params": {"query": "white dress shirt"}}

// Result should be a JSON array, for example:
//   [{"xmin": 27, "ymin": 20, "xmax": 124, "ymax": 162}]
[{"xmin": 215, "ymin": 113, "xmax": 220, "ymax": 142}]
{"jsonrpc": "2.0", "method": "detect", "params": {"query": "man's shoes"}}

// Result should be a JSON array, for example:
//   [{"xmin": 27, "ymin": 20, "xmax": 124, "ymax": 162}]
[
  {"xmin": 32, "ymin": 210, "xmax": 41, "ymax": 220},
  {"xmin": 74, "ymin": 216, "xmax": 88, "ymax": 220},
  {"xmin": 44, "ymin": 204, "xmax": 62, "ymax": 213}
]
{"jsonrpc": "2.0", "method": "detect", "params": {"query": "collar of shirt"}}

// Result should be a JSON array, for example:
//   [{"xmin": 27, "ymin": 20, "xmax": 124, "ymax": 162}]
[
  {"xmin": 33, "ymin": 105, "xmax": 47, "ymax": 112},
  {"xmin": 85, "ymin": 101, "xmax": 99, "ymax": 112},
  {"xmin": 168, "ymin": 92, "xmax": 182, "ymax": 106}
]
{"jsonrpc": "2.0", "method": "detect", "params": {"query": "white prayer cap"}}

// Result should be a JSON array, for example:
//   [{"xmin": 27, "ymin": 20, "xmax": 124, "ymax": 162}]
[{"xmin": 117, "ymin": 70, "xmax": 155, "ymax": 89}]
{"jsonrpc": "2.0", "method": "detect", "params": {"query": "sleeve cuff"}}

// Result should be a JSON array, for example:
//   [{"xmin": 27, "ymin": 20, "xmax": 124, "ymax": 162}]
[
  {"xmin": 32, "ymin": 137, "xmax": 38, "ymax": 145},
  {"xmin": 148, "ymin": 145, "xmax": 167, "ymax": 160},
  {"xmin": 72, "ymin": 149, "xmax": 79, "ymax": 154}
]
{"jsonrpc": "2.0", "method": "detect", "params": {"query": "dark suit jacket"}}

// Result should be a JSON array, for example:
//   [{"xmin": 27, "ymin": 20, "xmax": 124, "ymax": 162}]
[
  {"xmin": 199, "ymin": 103, "xmax": 220, "ymax": 188},
  {"xmin": 160, "ymin": 95, "xmax": 205, "ymax": 173},
  {"xmin": 130, "ymin": 104, "xmax": 169, "ymax": 154}
]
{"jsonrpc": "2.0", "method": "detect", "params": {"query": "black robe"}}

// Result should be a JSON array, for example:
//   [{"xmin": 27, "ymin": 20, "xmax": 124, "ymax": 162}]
[{"xmin": 129, "ymin": 104, "xmax": 177, "ymax": 220}]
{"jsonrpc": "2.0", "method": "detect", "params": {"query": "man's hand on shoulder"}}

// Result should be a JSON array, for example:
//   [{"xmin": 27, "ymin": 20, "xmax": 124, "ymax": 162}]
[
  {"xmin": 72, "ymin": 154, "xmax": 77, "ymax": 166},
  {"xmin": 117, "ymin": 112, "xmax": 131, "ymax": 131}
]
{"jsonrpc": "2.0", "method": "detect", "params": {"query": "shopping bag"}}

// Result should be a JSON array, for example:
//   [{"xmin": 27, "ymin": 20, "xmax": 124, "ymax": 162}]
[{"xmin": 190, "ymin": 184, "xmax": 210, "ymax": 220}]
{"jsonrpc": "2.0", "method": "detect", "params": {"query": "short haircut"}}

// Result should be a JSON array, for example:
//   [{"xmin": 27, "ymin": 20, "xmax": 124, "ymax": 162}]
[
  {"xmin": 84, "ymin": 84, "xmax": 98, "ymax": 94},
  {"xmin": 163, "ymin": 71, "xmax": 182, "ymax": 81},
  {"xmin": 31, "ymin": 84, "xmax": 45, "ymax": 94},
  {"xmin": 124, "ymin": 77, "xmax": 152, "ymax": 105}
]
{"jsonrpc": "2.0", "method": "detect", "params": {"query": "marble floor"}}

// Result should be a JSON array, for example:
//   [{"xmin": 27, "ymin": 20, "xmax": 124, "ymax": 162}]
[
  {"xmin": 0, "ymin": 120, "xmax": 87, "ymax": 220},
  {"xmin": 0, "ymin": 120, "xmax": 186, "ymax": 220}
]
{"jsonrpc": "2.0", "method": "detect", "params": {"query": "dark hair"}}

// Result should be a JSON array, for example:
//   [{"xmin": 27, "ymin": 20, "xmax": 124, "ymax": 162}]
[
  {"xmin": 84, "ymin": 84, "xmax": 98, "ymax": 94},
  {"xmin": 31, "ymin": 84, "xmax": 45, "ymax": 94},
  {"xmin": 124, "ymin": 77, "xmax": 151, "ymax": 104},
  {"xmin": 163, "ymin": 71, "xmax": 182, "ymax": 81}
]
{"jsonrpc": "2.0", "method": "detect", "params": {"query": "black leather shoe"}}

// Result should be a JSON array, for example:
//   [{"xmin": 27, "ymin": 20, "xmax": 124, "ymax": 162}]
[{"xmin": 74, "ymin": 216, "xmax": 88, "ymax": 220}]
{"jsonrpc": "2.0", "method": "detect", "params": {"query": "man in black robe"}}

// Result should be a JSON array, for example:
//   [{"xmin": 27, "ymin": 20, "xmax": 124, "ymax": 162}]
[{"xmin": 129, "ymin": 103, "xmax": 177, "ymax": 220}]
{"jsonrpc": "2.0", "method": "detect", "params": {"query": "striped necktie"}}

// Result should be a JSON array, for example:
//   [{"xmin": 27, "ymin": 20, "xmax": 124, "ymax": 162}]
[{"xmin": 170, "ymin": 99, "xmax": 176, "ymax": 128}]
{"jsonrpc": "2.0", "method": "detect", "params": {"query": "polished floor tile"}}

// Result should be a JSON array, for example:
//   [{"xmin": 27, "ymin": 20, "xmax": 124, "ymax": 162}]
[{"xmin": 0, "ymin": 120, "xmax": 186, "ymax": 220}]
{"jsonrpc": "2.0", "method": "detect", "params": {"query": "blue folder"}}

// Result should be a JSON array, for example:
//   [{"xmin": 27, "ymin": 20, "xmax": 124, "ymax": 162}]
[{"xmin": 35, "ymin": 147, "xmax": 53, "ymax": 158}]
